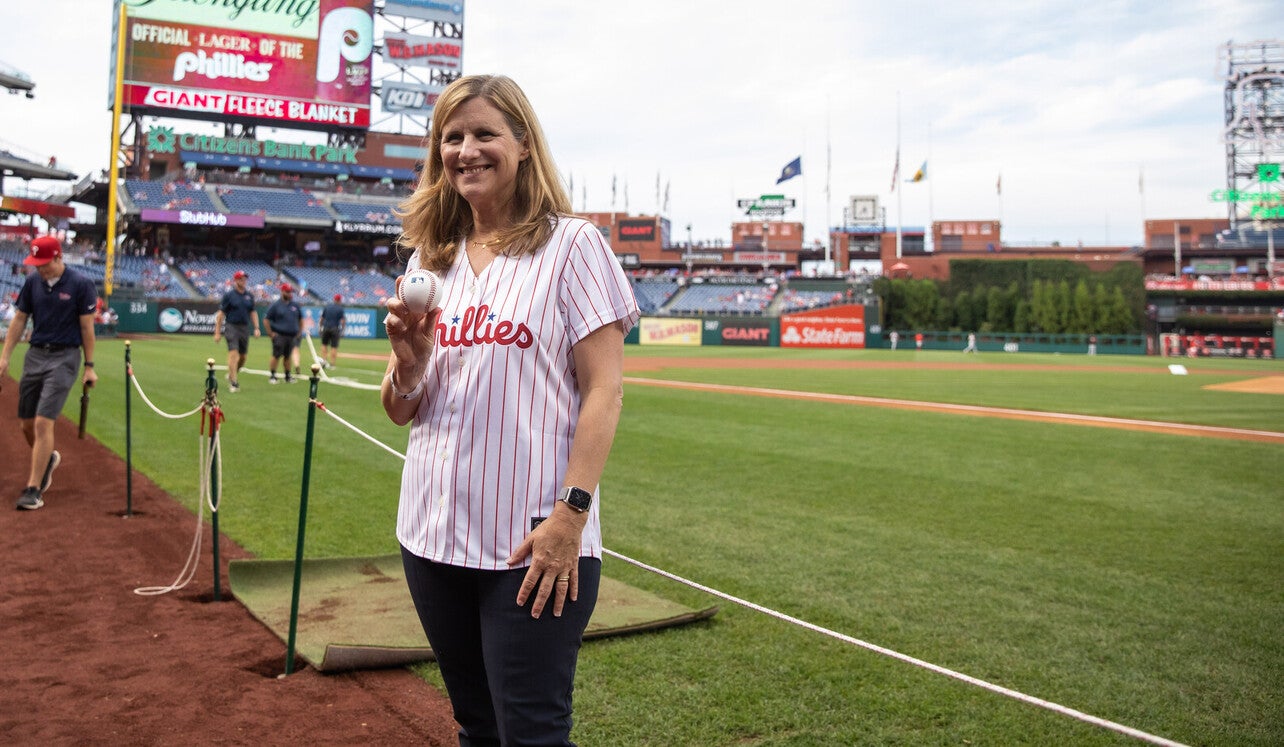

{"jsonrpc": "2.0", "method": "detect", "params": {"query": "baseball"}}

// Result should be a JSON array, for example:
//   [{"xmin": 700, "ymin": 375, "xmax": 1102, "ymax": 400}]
[{"xmin": 399, "ymin": 268, "xmax": 442, "ymax": 313}]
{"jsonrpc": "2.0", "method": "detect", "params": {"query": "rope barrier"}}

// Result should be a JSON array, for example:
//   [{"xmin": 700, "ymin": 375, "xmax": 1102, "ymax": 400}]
[
  {"xmin": 134, "ymin": 429, "xmax": 222, "ymax": 596},
  {"xmin": 309, "ymin": 396, "xmax": 1188, "ymax": 746},
  {"xmin": 126, "ymin": 351, "xmax": 224, "ymax": 597},
  {"xmin": 127, "ymin": 366, "xmax": 204, "ymax": 420},
  {"xmin": 311, "ymin": 399, "xmax": 410, "ymax": 460}
]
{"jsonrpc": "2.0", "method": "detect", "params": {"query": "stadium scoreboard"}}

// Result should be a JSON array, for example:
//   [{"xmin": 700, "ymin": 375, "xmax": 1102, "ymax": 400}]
[{"xmin": 111, "ymin": 0, "xmax": 374, "ymax": 131}]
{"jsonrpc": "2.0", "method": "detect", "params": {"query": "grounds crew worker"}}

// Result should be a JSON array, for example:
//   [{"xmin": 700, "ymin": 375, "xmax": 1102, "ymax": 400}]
[
  {"xmin": 213, "ymin": 269, "xmax": 260, "ymax": 392},
  {"xmin": 262, "ymin": 282, "xmax": 302, "ymax": 384},
  {"xmin": 0, "ymin": 236, "xmax": 98, "ymax": 510}
]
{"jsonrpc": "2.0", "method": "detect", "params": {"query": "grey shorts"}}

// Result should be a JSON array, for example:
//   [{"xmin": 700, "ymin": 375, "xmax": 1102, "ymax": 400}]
[
  {"xmin": 224, "ymin": 323, "xmax": 250, "ymax": 354},
  {"xmin": 18, "ymin": 346, "xmax": 82, "ymax": 420},
  {"xmin": 271, "ymin": 334, "xmax": 294, "ymax": 359}
]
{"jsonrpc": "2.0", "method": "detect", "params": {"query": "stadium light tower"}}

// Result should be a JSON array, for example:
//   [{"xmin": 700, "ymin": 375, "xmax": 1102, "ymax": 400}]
[
  {"xmin": 0, "ymin": 59, "xmax": 35, "ymax": 98},
  {"xmin": 1221, "ymin": 41, "xmax": 1284, "ymax": 225}
]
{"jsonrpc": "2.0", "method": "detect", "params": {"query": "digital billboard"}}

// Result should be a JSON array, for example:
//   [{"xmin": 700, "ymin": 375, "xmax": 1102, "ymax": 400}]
[{"xmin": 114, "ymin": 0, "xmax": 374, "ymax": 130}]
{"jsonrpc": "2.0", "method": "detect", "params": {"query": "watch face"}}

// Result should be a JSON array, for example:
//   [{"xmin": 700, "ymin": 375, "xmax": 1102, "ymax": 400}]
[{"xmin": 562, "ymin": 486, "xmax": 593, "ymax": 512}]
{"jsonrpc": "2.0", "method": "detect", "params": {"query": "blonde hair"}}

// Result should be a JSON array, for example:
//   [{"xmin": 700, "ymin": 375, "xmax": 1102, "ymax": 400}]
[{"xmin": 395, "ymin": 75, "xmax": 571, "ymax": 273}]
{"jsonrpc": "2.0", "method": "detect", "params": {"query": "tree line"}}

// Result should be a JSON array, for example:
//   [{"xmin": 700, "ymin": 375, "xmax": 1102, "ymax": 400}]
[{"xmin": 873, "ymin": 259, "xmax": 1145, "ymax": 334}]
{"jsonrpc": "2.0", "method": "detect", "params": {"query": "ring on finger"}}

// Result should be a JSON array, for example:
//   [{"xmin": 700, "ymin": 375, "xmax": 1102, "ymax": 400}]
[{"xmin": 555, "ymin": 575, "xmax": 570, "ymax": 582}]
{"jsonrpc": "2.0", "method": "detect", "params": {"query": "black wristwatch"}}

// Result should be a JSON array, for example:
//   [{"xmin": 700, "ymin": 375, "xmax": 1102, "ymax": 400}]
[
  {"xmin": 83, "ymin": 361, "xmax": 94, "ymax": 368},
  {"xmin": 557, "ymin": 486, "xmax": 593, "ymax": 513}
]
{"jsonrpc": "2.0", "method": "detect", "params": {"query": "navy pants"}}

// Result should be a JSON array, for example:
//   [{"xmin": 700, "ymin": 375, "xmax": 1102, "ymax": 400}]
[{"xmin": 401, "ymin": 548, "xmax": 600, "ymax": 747}]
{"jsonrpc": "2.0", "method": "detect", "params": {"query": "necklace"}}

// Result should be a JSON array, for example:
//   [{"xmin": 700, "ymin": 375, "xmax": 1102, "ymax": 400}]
[{"xmin": 471, "ymin": 233, "xmax": 502, "ymax": 252}]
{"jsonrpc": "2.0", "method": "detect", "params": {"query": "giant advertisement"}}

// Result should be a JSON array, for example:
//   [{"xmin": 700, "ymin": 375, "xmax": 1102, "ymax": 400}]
[
  {"xmin": 779, "ymin": 305, "xmax": 866, "ymax": 349},
  {"xmin": 618, "ymin": 219, "xmax": 656, "ymax": 242},
  {"xmin": 116, "ymin": 0, "xmax": 374, "ymax": 129}
]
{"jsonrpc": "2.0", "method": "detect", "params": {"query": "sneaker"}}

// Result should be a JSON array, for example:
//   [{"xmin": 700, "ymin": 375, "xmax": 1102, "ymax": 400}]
[
  {"xmin": 285, "ymin": 375, "xmax": 296, "ymax": 383},
  {"xmin": 228, "ymin": 381, "xmax": 240, "ymax": 393},
  {"xmin": 40, "ymin": 450, "xmax": 61, "ymax": 493},
  {"xmin": 16, "ymin": 487, "xmax": 43, "ymax": 511},
  {"xmin": 269, "ymin": 375, "xmax": 279, "ymax": 385}
]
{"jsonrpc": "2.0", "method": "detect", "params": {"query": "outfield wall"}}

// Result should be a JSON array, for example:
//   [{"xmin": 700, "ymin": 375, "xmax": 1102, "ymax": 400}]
[
  {"xmin": 111, "ymin": 299, "xmax": 1160, "ymax": 356},
  {"xmin": 876, "ymin": 331, "xmax": 1148, "ymax": 355},
  {"xmin": 113, "ymin": 300, "xmax": 390, "ymax": 338}
]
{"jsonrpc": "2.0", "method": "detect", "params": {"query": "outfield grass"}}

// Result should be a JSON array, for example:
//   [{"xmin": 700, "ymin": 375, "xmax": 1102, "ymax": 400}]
[{"xmin": 35, "ymin": 337, "xmax": 1284, "ymax": 745}]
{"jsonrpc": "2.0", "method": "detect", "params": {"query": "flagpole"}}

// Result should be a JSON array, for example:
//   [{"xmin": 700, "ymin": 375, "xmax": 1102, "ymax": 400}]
[
  {"xmin": 896, "ymin": 92, "xmax": 903, "ymax": 260},
  {"xmin": 997, "ymin": 172, "xmax": 1004, "ymax": 243},
  {"xmin": 927, "ymin": 122, "xmax": 934, "ymax": 253},
  {"xmin": 1138, "ymin": 163, "xmax": 1146, "ymax": 246},
  {"xmin": 826, "ymin": 99, "xmax": 832, "ymax": 272}
]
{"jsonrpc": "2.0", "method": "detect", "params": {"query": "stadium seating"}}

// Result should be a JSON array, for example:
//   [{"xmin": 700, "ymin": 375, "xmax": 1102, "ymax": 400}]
[
  {"xmin": 285, "ymin": 265, "xmax": 396, "ymax": 306},
  {"xmin": 124, "ymin": 179, "xmax": 220, "ymax": 212},
  {"xmin": 631, "ymin": 279, "xmax": 680, "ymax": 313},
  {"xmin": 0, "ymin": 242, "xmax": 24, "ymax": 302},
  {"xmin": 215, "ymin": 186, "xmax": 336, "ymax": 222},
  {"xmin": 778, "ymin": 288, "xmax": 848, "ymax": 312},
  {"xmin": 113, "ymin": 255, "xmax": 190, "ymax": 299},
  {"xmin": 179, "ymin": 258, "xmax": 281, "ymax": 301},
  {"xmin": 666, "ymin": 283, "xmax": 776, "ymax": 315},
  {"xmin": 330, "ymin": 200, "xmax": 401, "ymax": 225}
]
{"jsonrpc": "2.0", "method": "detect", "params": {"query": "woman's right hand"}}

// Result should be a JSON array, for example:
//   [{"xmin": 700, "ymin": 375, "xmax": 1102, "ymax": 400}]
[{"xmin": 385, "ymin": 275, "xmax": 440, "ymax": 384}]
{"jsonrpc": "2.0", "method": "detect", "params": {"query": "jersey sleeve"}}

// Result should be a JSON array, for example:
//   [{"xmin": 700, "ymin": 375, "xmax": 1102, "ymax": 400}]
[{"xmin": 560, "ymin": 219, "xmax": 640, "ymax": 346}]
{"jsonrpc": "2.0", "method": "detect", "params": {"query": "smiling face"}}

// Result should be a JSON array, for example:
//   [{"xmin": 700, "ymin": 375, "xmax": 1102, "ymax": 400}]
[{"xmin": 439, "ymin": 97, "xmax": 529, "ymax": 221}]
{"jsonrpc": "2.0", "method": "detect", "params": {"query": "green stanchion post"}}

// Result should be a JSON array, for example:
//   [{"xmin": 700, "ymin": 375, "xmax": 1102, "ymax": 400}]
[
  {"xmin": 205, "ymin": 358, "xmax": 221, "ymax": 602},
  {"xmin": 124, "ymin": 341, "xmax": 133, "ymax": 517},
  {"xmin": 285, "ymin": 364, "xmax": 322, "ymax": 675}
]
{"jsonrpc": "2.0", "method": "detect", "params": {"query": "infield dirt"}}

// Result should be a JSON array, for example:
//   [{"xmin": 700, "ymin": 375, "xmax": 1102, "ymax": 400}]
[{"xmin": 0, "ymin": 380, "xmax": 458, "ymax": 745}]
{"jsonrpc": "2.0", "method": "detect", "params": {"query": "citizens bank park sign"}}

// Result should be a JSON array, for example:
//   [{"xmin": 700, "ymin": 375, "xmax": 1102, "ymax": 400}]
[
  {"xmin": 116, "ymin": 0, "xmax": 374, "ymax": 129},
  {"xmin": 779, "ymin": 305, "xmax": 866, "ymax": 349}
]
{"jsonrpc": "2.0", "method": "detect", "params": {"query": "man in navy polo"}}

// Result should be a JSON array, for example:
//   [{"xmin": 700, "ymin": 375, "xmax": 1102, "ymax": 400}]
[
  {"xmin": 0, "ymin": 236, "xmax": 98, "ymax": 510},
  {"xmin": 262, "ymin": 283, "xmax": 302, "ymax": 384},
  {"xmin": 213, "ymin": 269, "xmax": 260, "ymax": 392}
]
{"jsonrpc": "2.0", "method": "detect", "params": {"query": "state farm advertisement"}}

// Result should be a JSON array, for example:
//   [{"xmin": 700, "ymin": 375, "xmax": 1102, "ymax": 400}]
[
  {"xmin": 119, "ymin": 0, "xmax": 373, "ymax": 129},
  {"xmin": 780, "ymin": 305, "xmax": 865, "ymax": 349}
]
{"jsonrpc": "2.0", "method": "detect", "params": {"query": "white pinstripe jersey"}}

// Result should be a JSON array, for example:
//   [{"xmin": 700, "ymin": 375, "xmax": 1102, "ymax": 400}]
[{"xmin": 397, "ymin": 216, "xmax": 640, "ymax": 569}]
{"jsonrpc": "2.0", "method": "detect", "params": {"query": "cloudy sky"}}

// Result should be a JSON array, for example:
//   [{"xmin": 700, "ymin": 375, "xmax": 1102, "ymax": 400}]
[{"xmin": 1, "ymin": 0, "xmax": 1280, "ymax": 248}]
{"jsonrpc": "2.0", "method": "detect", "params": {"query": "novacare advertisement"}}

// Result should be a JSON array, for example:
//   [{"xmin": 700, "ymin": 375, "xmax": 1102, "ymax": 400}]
[
  {"xmin": 780, "ymin": 305, "xmax": 865, "ymax": 349},
  {"xmin": 156, "ymin": 301, "xmax": 220, "ymax": 334}
]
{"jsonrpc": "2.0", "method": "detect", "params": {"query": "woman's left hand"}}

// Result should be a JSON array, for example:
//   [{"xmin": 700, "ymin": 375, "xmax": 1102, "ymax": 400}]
[{"xmin": 507, "ymin": 507, "xmax": 587, "ymax": 618}]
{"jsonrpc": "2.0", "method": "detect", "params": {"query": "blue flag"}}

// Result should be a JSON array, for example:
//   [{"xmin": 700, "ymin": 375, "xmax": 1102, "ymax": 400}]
[{"xmin": 776, "ymin": 156, "xmax": 801, "ymax": 184}]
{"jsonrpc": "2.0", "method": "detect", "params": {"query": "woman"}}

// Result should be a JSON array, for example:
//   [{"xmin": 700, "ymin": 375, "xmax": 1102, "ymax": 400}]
[{"xmin": 382, "ymin": 74, "xmax": 639, "ymax": 746}]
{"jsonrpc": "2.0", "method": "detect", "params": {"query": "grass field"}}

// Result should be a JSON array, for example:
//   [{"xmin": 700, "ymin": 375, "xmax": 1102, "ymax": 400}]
[{"xmin": 36, "ymin": 336, "xmax": 1284, "ymax": 745}]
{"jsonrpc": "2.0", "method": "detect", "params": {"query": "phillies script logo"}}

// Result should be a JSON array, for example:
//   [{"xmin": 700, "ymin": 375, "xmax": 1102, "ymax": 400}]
[{"xmin": 436, "ymin": 304, "xmax": 534, "ymax": 349}]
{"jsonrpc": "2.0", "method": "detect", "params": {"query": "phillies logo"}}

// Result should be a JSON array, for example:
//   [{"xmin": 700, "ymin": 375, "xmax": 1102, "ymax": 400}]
[{"xmin": 437, "ymin": 304, "xmax": 534, "ymax": 349}]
